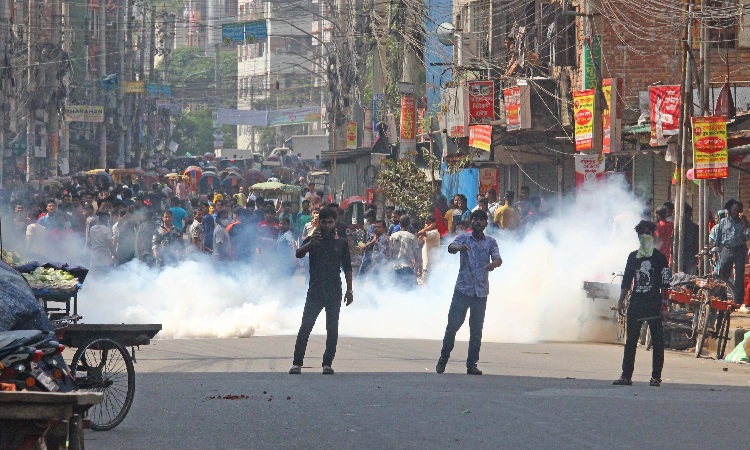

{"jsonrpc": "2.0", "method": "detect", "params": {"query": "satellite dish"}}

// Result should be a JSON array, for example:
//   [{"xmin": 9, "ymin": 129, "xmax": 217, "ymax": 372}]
[{"xmin": 436, "ymin": 22, "xmax": 455, "ymax": 46}]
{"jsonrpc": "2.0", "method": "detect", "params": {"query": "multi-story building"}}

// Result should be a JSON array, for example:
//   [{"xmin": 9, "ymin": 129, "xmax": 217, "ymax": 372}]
[
  {"xmin": 236, "ymin": 0, "xmax": 316, "ymax": 152},
  {"xmin": 443, "ymin": 0, "xmax": 750, "ymax": 214}
]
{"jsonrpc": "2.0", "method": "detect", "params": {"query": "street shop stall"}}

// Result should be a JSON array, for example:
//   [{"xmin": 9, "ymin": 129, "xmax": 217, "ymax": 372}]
[{"xmin": 8, "ymin": 261, "xmax": 161, "ymax": 431}]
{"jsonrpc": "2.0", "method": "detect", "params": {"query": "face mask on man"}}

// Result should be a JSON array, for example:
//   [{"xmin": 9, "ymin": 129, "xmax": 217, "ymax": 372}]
[
  {"xmin": 636, "ymin": 234, "xmax": 654, "ymax": 258},
  {"xmin": 219, "ymin": 218, "xmax": 230, "ymax": 227}
]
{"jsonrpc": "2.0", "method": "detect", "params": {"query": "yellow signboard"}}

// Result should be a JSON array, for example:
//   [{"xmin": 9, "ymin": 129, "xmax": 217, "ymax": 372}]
[
  {"xmin": 123, "ymin": 81, "xmax": 146, "ymax": 93},
  {"xmin": 64, "ymin": 105, "xmax": 104, "ymax": 123},
  {"xmin": 692, "ymin": 116, "xmax": 728, "ymax": 179},
  {"xmin": 573, "ymin": 90, "xmax": 595, "ymax": 151}
]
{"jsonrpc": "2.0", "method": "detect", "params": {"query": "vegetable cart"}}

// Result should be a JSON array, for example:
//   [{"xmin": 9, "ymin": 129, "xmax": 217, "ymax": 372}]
[{"xmin": 22, "ymin": 264, "xmax": 162, "ymax": 431}]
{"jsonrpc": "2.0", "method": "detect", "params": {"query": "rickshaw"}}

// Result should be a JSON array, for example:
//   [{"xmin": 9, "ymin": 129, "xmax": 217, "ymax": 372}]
[
  {"xmin": 198, "ymin": 171, "xmax": 221, "ymax": 193},
  {"xmin": 109, "ymin": 168, "xmax": 144, "ymax": 186},
  {"xmin": 250, "ymin": 181, "xmax": 302, "ymax": 213},
  {"xmin": 245, "ymin": 168, "xmax": 265, "ymax": 186},
  {"xmin": 184, "ymin": 165, "xmax": 203, "ymax": 192}
]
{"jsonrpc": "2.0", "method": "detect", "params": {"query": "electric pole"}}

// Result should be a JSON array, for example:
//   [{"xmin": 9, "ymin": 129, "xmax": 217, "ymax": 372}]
[
  {"xmin": 98, "ymin": 0, "xmax": 107, "ymax": 169},
  {"xmin": 117, "ymin": 0, "xmax": 126, "ymax": 168},
  {"xmin": 26, "ymin": 0, "xmax": 34, "ymax": 182}
]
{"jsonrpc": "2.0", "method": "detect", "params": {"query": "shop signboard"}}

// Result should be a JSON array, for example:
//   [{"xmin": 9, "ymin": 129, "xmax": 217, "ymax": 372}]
[
  {"xmin": 468, "ymin": 125, "xmax": 491, "ymax": 151},
  {"xmin": 468, "ymin": 80, "xmax": 494, "ymax": 125},
  {"xmin": 574, "ymin": 154, "xmax": 605, "ymax": 191},
  {"xmin": 64, "ymin": 105, "xmax": 104, "ymax": 122},
  {"xmin": 692, "ymin": 116, "xmax": 728, "ymax": 179}
]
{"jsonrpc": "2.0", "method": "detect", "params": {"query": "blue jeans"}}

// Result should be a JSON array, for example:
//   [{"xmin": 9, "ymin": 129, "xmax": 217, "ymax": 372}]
[{"xmin": 439, "ymin": 289, "xmax": 487, "ymax": 367}]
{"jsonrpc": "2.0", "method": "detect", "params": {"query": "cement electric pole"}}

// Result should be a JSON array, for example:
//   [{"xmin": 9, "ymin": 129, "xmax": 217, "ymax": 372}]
[{"xmin": 98, "ymin": 0, "xmax": 107, "ymax": 169}]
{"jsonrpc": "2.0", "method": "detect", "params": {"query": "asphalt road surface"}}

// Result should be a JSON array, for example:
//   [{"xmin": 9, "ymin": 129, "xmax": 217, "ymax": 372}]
[{"xmin": 83, "ymin": 336, "xmax": 750, "ymax": 449}]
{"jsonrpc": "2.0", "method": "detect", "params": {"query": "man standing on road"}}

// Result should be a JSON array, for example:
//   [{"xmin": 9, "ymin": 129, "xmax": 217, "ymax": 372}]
[
  {"xmin": 289, "ymin": 208, "xmax": 353, "ymax": 375},
  {"xmin": 714, "ymin": 199, "xmax": 750, "ymax": 311},
  {"xmin": 436, "ymin": 210, "xmax": 502, "ymax": 375},
  {"xmin": 614, "ymin": 220, "xmax": 671, "ymax": 387}
]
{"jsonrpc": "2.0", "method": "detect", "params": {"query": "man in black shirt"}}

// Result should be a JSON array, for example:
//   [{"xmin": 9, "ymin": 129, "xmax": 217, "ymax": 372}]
[
  {"xmin": 614, "ymin": 220, "xmax": 671, "ymax": 387},
  {"xmin": 289, "ymin": 208, "xmax": 353, "ymax": 375}
]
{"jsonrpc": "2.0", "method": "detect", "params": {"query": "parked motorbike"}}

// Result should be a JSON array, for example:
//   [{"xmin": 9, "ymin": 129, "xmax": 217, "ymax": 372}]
[{"xmin": 0, "ymin": 330, "xmax": 76, "ymax": 392}]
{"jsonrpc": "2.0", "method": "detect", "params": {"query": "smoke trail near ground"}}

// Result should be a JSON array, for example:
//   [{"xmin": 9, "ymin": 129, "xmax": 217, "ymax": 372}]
[{"xmin": 73, "ymin": 178, "xmax": 644, "ymax": 344}]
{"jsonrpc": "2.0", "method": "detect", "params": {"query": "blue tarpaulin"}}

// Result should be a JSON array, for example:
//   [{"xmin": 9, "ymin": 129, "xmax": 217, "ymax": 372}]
[{"xmin": 440, "ymin": 164, "xmax": 479, "ymax": 210}]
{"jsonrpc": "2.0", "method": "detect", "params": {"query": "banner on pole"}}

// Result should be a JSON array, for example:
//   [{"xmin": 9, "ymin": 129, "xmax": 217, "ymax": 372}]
[
  {"xmin": 650, "ymin": 85, "xmax": 681, "ymax": 146},
  {"xmin": 346, "ymin": 121, "xmax": 357, "ymax": 150},
  {"xmin": 373, "ymin": 93, "xmax": 385, "ymax": 140},
  {"xmin": 574, "ymin": 154, "xmax": 606, "ymax": 190},
  {"xmin": 468, "ymin": 80, "xmax": 494, "ymax": 125},
  {"xmin": 582, "ymin": 35, "xmax": 601, "ymax": 90},
  {"xmin": 400, "ymin": 94, "xmax": 416, "ymax": 153},
  {"xmin": 267, "ymin": 107, "xmax": 321, "ymax": 126},
  {"xmin": 692, "ymin": 116, "xmax": 728, "ymax": 179},
  {"xmin": 64, "ymin": 105, "xmax": 104, "ymax": 123},
  {"xmin": 468, "ymin": 125, "xmax": 492, "ymax": 151},
  {"xmin": 573, "ymin": 90, "xmax": 595, "ymax": 151}
]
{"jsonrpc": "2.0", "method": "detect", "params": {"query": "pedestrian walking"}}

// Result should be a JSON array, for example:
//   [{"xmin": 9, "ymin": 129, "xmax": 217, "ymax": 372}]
[
  {"xmin": 613, "ymin": 220, "xmax": 671, "ymax": 387},
  {"xmin": 714, "ymin": 200, "xmax": 750, "ymax": 311},
  {"xmin": 436, "ymin": 210, "xmax": 502, "ymax": 375},
  {"xmin": 289, "ymin": 208, "xmax": 353, "ymax": 375}
]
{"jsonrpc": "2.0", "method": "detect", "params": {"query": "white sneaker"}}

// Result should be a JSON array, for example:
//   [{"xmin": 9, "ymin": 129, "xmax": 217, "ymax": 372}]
[{"xmin": 739, "ymin": 305, "xmax": 750, "ymax": 314}]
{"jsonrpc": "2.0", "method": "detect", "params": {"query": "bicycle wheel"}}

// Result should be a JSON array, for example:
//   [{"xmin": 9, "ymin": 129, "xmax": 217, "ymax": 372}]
[
  {"xmin": 71, "ymin": 337, "xmax": 135, "ymax": 431},
  {"xmin": 694, "ymin": 291, "xmax": 711, "ymax": 358},
  {"xmin": 716, "ymin": 310, "xmax": 731, "ymax": 360}
]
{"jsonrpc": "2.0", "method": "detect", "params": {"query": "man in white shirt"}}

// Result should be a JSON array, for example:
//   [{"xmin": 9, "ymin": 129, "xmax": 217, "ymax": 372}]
[{"xmin": 389, "ymin": 215, "xmax": 418, "ymax": 286}]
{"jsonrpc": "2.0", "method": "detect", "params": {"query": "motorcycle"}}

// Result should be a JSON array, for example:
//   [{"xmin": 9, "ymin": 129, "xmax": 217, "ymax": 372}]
[{"xmin": 0, "ymin": 330, "xmax": 76, "ymax": 392}]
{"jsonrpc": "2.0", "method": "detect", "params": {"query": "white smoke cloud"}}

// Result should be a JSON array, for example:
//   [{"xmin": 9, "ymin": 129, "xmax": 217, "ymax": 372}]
[{"xmin": 72, "ymin": 178, "xmax": 645, "ymax": 345}]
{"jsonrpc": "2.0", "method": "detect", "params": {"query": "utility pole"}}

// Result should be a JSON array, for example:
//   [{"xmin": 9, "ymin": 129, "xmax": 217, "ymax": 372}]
[
  {"xmin": 125, "ymin": 0, "xmax": 134, "ymax": 166},
  {"xmin": 147, "ymin": 6, "xmax": 156, "ymax": 161},
  {"xmin": 26, "ymin": 0, "xmax": 34, "ymax": 182},
  {"xmin": 98, "ymin": 0, "xmax": 107, "ymax": 169},
  {"xmin": 117, "ymin": 1, "xmax": 126, "ymax": 168},
  {"xmin": 400, "ymin": 1, "xmax": 421, "ymax": 158},
  {"xmin": 0, "ymin": 0, "xmax": 8, "ymax": 186},
  {"xmin": 699, "ymin": 0, "xmax": 710, "ymax": 274},
  {"xmin": 676, "ymin": 0, "xmax": 694, "ymax": 273}
]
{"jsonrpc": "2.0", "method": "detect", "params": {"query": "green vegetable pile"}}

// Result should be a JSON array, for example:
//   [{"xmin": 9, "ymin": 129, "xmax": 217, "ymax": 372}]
[
  {"xmin": 1, "ymin": 249, "xmax": 23, "ymax": 265},
  {"xmin": 22, "ymin": 267, "xmax": 79, "ymax": 291}
]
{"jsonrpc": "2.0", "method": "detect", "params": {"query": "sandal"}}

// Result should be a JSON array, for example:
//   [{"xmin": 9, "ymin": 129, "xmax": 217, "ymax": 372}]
[
  {"xmin": 612, "ymin": 376, "xmax": 632, "ymax": 386},
  {"xmin": 649, "ymin": 378, "xmax": 661, "ymax": 387}
]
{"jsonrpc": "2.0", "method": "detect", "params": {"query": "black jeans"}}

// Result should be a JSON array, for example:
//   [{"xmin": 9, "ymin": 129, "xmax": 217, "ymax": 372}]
[
  {"xmin": 293, "ymin": 300, "xmax": 341, "ymax": 367},
  {"xmin": 719, "ymin": 246, "xmax": 746, "ymax": 304},
  {"xmin": 622, "ymin": 300, "xmax": 664, "ymax": 380},
  {"xmin": 439, "ymin": 290, "xmax": 487, "ymax": 368}
]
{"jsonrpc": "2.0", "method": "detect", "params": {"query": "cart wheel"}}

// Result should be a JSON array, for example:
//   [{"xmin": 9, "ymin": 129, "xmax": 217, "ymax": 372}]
[
  {"xmin": 695, "ymin": 291, "xmax": 711, "ymax": 358},
  {"xmin": 71, "ymin": 337, "xmax": 135, "ymax": 431}
]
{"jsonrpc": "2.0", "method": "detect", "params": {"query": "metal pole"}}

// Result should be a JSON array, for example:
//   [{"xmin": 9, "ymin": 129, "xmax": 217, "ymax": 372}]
[
  {"xmin": 26, "ymin": 0, "xmax": 33, "ymax": 182},
  {"xmin": 117, "ymin": 1, "xmax": 126, "ymax": 168},
  {"xmin": 700, "ymin": 0, "xmax": 710, "ymax": 274},
  {"xmin": 98, "ymin": 0, "xmax": 107, "ymax": 169},
  {"xmin": 676, "ymin": 0, "xmax": 694, "ymax": 273}
]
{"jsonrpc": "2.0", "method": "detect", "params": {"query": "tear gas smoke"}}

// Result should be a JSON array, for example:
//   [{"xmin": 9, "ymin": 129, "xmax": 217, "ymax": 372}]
[{"xmin": 5, "ymin": 179, "xmax": 645, "ymax": 343}]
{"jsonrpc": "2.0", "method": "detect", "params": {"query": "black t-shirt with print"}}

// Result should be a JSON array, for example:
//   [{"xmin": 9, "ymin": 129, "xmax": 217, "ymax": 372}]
[{"xmin": 621, "ymin": 249, "xmax": 671, "ymax": 304}]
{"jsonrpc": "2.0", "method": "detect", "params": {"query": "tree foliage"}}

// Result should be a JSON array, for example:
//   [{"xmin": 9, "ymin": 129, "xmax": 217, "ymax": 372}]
[
  {"xmin": 171, "ymin": 109, "xmax": 237, "ymax": 156},
  {"xmin": 376, "ymin": 158, "xmax": 435, "ymax": 219}
]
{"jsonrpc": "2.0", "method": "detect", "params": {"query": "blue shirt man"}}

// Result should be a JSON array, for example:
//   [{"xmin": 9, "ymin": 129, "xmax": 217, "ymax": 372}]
[{"xmin": 436, "ymin": 209, "xmax": 502, "ymax": 376}]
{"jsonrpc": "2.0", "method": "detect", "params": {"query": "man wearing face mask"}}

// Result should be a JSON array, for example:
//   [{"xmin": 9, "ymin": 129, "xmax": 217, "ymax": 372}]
[
  {"xmin": 289, "ymin": 208, "xmax": 353, "ymax": 375},
  {"xmin": 614, "ymin": 220, "xmax": 671, "ymax": 387}
]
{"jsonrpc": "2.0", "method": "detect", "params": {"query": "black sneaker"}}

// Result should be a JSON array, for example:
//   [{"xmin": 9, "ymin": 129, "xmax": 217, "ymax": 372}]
[
  {"xmin": 322, "ymin": 366, "xmax": 334, "ymax": 375},
  {"xmin": 436, "ymin": 361, "xmax": 446, "ymax": 374},
  {"xmin": 649, "ymin": 378, "xmax": 661, "ymax": 387},
  {"xmin": 288, "ymin": 365, "xmax": 301, "ymax": 375},
  {"xmin": 466, "ymin": 366, "xmax": 483, "ymax": 375}
]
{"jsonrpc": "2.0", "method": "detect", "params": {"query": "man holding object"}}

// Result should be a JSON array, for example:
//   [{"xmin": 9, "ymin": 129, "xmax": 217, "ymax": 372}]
[
  {"xmin": 289, "ymin": 208, "xmax": 353, "ymax": 375},
  {"xmin": 436, "ymin": 210, "xmax": 502, "ymax": 375}
]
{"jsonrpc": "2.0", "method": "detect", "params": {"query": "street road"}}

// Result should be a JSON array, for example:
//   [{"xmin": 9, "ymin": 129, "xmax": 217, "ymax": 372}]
[{"xmin": 85, "ymin": 337, "xmax": 750, "ymax": 449}]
